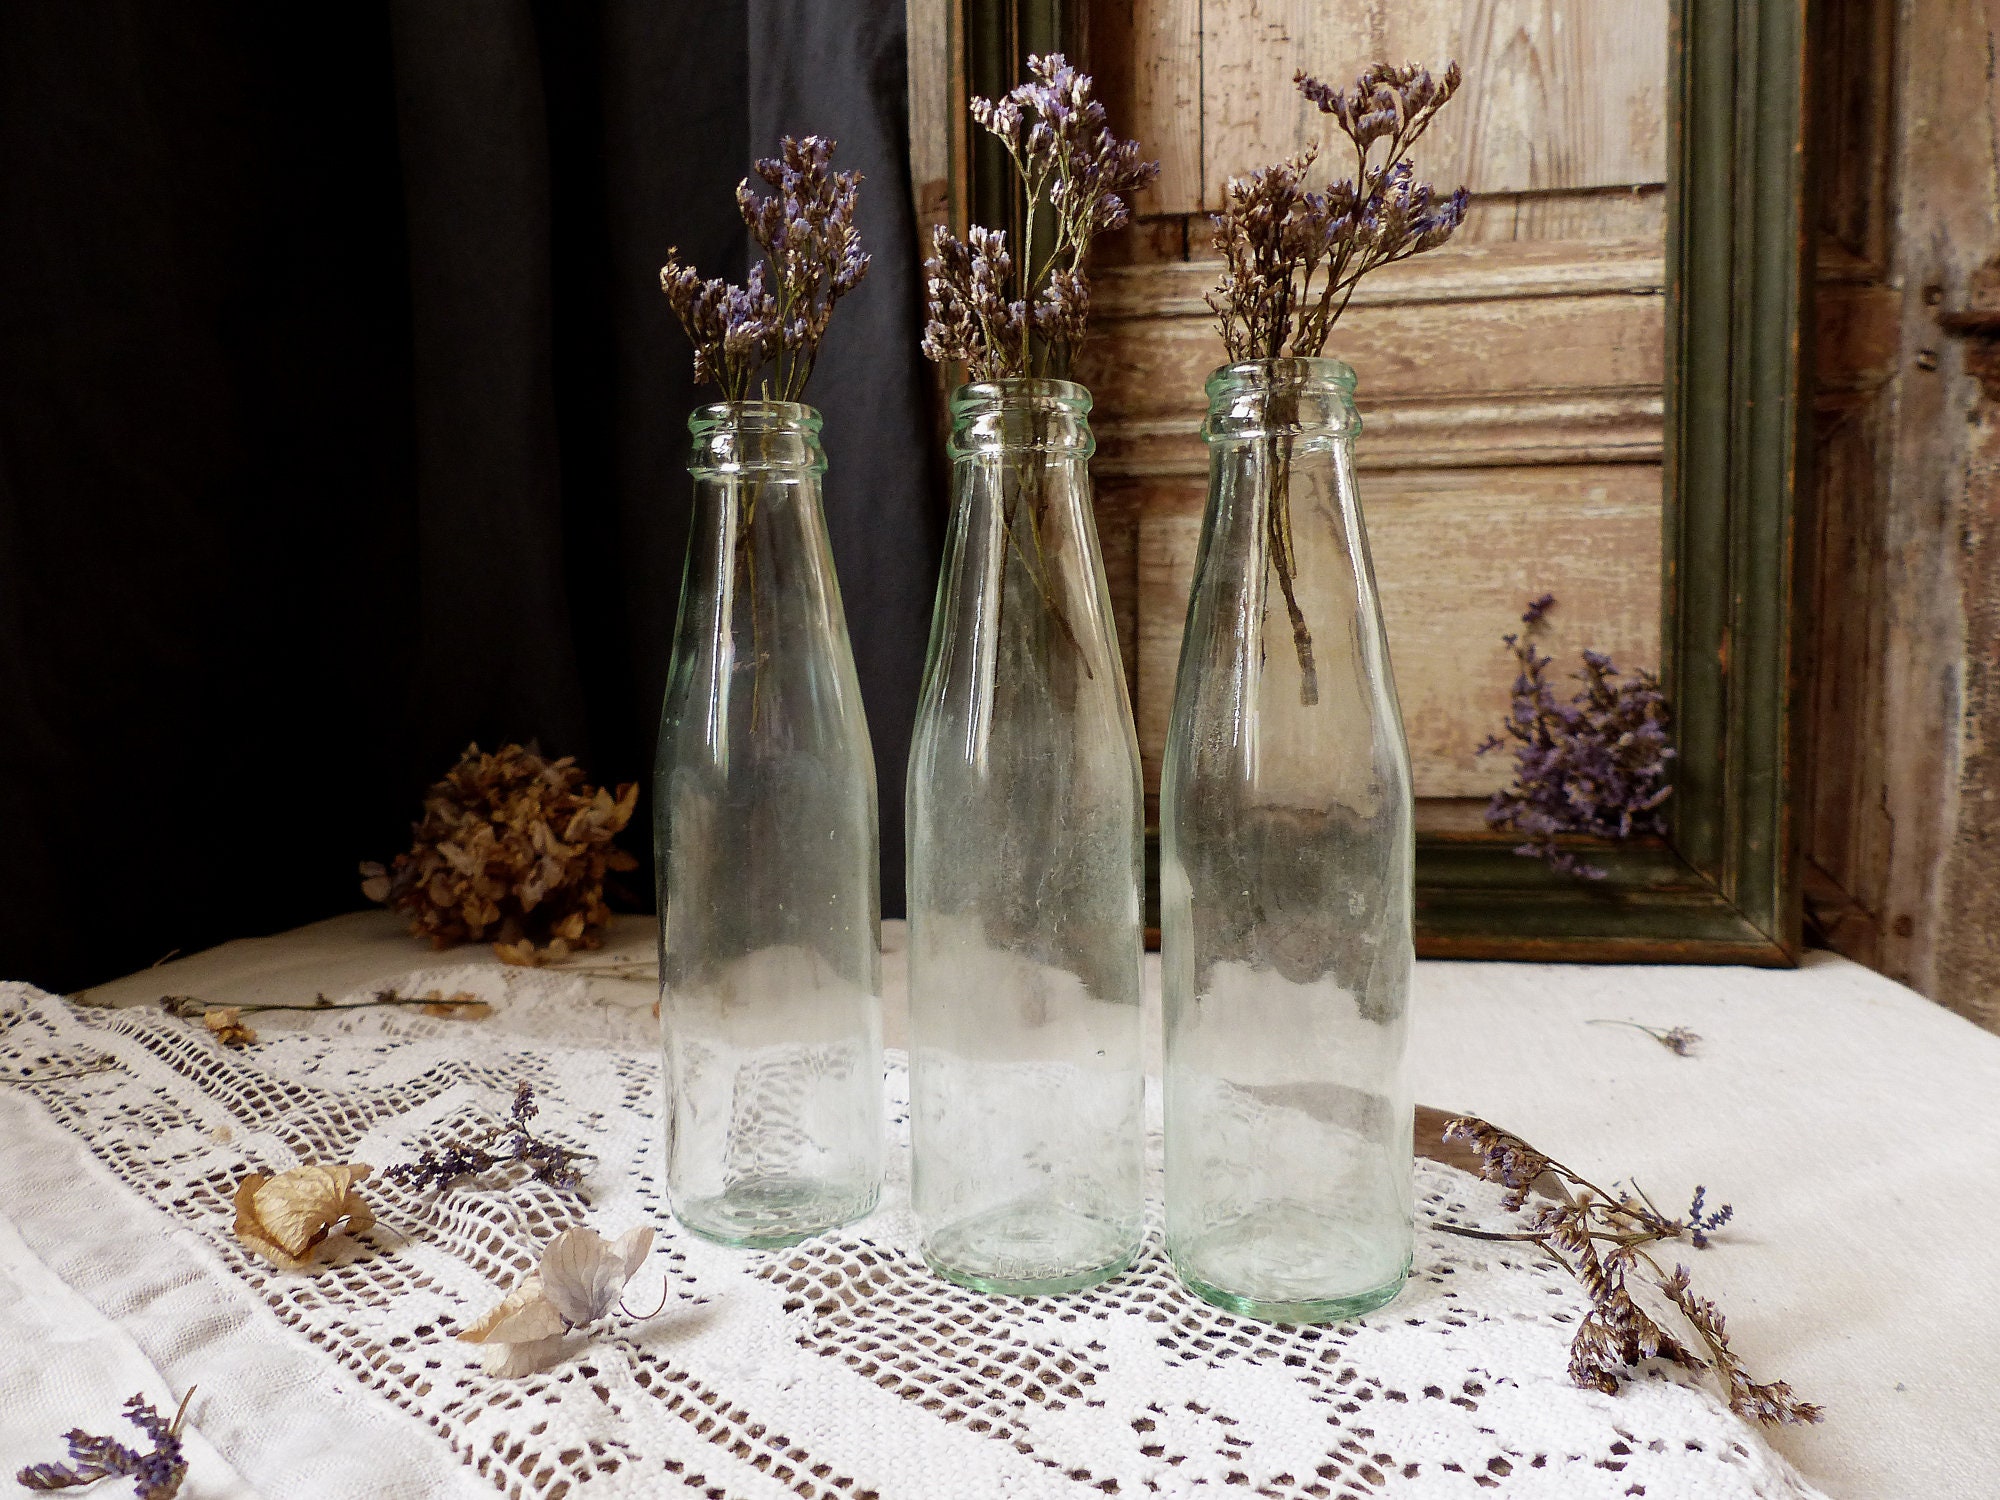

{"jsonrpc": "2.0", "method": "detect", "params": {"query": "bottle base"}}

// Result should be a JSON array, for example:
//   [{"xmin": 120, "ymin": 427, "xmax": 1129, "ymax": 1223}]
[
  {"xmin": 922, "ymin": 1202, "xmax": 1139, "ymax": 1296},
  {"xmin": 674, "ymin": 1176, "xmax": 879, "ymax": 1250},
  {"xmin": 1171, "ymin": 1209, "xmax": 1410, "ymax": 1324},
  {"xmin": 1175, "ymin": 1265, "xmax": 1405, "ymax": 1324}
]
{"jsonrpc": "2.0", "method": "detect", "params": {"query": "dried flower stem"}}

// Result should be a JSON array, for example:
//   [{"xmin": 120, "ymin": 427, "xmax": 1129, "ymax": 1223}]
[
  {"xmin": 1588, "ymin": 1019, "xmax": 1701, "ymax": 1055},
  {"xmin": 1440, "ymin": 1116, "xmax": 1815, "ymax": 1426}
]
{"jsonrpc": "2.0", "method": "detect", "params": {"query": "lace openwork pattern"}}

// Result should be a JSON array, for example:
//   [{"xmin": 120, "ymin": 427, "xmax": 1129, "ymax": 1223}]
[{"xmin": 0, "ymin": 972, "xmax": 1824, "ymax": 1499}]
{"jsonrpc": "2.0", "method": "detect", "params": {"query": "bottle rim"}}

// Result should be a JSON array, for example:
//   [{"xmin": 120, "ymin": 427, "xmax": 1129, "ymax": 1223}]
[
  {"xmin": 950, "ymin": 377, "xmax": 1093, "ymax": 417},
  {"xmin": 688, "ymin": 399, "xmax": 823, "ymax": 437},
  {"xmin": 1204, "ymin": 357, "xmax": 1357, "ymax": 400}
]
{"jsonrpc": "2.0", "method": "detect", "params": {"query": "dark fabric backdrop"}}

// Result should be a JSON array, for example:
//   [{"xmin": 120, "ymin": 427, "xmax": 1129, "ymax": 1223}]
[{"xmin": 0, "ymin": 1, "xmax": 941, "ymax": 992}]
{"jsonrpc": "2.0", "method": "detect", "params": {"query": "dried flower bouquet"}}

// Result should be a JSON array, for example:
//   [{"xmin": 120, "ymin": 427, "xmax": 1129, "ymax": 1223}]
[
  {"xmin": 920, "ymin": 55, "xmax": 1157, "ymax": 664},
  {"xmin": 1207, "ymin": 64, "xmax": 1469, "ymax": 703},
  {"xmin": 659, "ymin": 134, "xmax": 870, "ymax": 402}
]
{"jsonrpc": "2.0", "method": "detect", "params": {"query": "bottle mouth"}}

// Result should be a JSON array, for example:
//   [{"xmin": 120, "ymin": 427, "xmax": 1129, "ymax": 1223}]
[
  {"xmin": 688, "ymin": 399, "xmax": 822, "ymax": 435},
  {"xmin": 688, "ymin": 400, "xmax": 826, "ymax": 474},
  {"xmin": 1205, "ymin": 358, "xmax": 1356, "ymax": 399},
  {"xmin": 1200, "ymin": 359, "xmax": 1360, "ymax": 442},
  {"xmin": 951, "ymin": 377, "xmax": 1093, "ymax": 417}
]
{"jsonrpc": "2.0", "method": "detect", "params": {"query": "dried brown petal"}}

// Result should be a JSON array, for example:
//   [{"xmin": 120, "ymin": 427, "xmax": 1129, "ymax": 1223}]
[
  {"xmin": 233, "ymin": 1164, "xmax": 374, "ymax": 1270},
  {"xmin": 420, "ymin": 990, "xmax": 494, "ymax": 1020},
  {"xmin": 204, "ymin": 1007, "xmax": 258, "ymax": 1048}
]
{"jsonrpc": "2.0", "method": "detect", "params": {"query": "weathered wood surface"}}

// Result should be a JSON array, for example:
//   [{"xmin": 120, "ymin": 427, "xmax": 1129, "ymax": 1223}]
[
  {"xmin": 1090, "ymin": 0, "xmax": 1667, "ymax": 217},
  {"xmin": 1082, "ymin": 241, "xmax": 1667, "ymax": 474},
  {"xmin": 1798, "ymin": 0, "xmax": 2000, "ymax": 1027},
  {"xmin": 1129, "ymin": 466, "xmax": 1662, "ymax": 801}
]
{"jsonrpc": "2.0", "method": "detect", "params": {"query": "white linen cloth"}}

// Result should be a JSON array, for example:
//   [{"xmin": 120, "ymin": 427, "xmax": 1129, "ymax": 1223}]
[{"xmin": 0, "ymin": 918, "xmax": 1900, "ymax": 1499}]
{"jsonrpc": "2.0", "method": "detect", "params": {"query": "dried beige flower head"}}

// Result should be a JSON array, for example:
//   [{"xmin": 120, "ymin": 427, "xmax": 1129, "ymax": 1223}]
[
  {"xmin": 203, "ymin": 1007, "xmax": 257, "ymax": 1048},
  {"xmin": 232, "ymin": 1164, "xmax": 375, "ymax": 1271},
  {"xmin": 458, "ymin": 1224, "xmax": 655, "ymax": 1377},
  {"xmin": 360, "ymin": 743, "xmax": 639, "ymax": 966}
]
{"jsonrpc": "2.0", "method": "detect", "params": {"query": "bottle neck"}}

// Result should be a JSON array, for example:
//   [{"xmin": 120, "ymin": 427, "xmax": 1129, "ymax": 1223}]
[
  {"xmin": 948, "ymin": 378, "xmax": 1095, "ymax": 464},
  {"xmin": 1201, "ymin": 359, "xmax": 1360, "ymax": 445},
  {"xmin": 688, "ymin": 400, "xmax": 826, "ymax": 478}
]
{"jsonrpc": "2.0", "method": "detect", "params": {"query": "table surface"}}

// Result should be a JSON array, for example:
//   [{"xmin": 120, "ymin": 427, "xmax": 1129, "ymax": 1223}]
[{"xmin": 31, "ymin": 912, "xmax": 2000, "ymax": 1497}]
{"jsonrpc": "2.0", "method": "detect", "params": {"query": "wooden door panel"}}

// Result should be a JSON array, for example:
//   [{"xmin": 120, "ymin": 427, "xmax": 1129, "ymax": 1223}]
[{"xmin": 1125, "ymin": 464, "xmax": 1661, "ymax": 802}]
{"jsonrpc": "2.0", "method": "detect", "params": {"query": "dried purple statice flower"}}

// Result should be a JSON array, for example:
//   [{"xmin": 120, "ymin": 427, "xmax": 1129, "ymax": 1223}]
[
  {"xmin": 384, "ymin": 1081, "xmax": 591, "ymax": 1198},
  {"xmin": 1203, "ymin": 63, "xmax": 1466, "ymax": 705},
  {"xmin": 1438, "ymin": 1115, "xmax": 1818, "ymax": 1427},
  {"xmin": 18, "ymin": 1391, "xmax": 192, "ymax": 1499},
  {"xmin": 922, "ymin": 53, "xmax": 1157, "ymax": 380},
  {"xmin": 1209, "ymin": 63, "xmax": 1468, "ymax": 363},
  {"xmin": 1476, "ymin": 594, "xmax": 1675, "ymax": 878},
  {"xmin": 661, "ymin": 135, "xmax": 869, "ymax": 401}
]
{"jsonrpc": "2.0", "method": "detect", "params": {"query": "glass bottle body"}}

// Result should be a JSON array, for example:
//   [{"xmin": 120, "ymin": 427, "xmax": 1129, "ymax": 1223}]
[
  {"xmin": 906, "ymin": 379, "xmax": 1146, "ymax": 1295},
  {"xmin": 1160, "ymin": 360, "xmax": 1415, "ymax": 1322},
  {"xmin": 656, "ymin": 401, "xmax": 883, "ymax": 1248}
]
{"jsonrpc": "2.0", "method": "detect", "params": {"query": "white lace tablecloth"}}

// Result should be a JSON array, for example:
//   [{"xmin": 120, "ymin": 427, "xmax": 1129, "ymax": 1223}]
[{"xmin": 0, "ymin": 949, "xmax": 1839, "ymax": 1500}]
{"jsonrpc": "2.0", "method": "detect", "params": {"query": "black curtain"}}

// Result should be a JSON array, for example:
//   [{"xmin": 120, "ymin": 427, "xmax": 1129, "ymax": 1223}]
[{"xmin": 0, "ymin": 1, "xmax": 941, "ymax": 992}]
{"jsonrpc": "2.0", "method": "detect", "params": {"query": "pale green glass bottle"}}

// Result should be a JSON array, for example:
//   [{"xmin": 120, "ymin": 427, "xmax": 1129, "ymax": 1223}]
[
  {"xmin": 906, "ymin": 378, "xmax": 1146, "ymax": 1295},
  {"xmin": 655, "ymin": 400, "xmax": 883, "ymax": 1248},
  {"xmin": 1160, "ymin": 358, "xmax": 1415, "ymax": 1322}
]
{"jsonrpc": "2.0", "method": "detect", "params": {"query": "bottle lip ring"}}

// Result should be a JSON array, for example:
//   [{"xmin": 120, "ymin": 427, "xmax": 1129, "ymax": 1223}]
[
  {"xmin": 1205, "ymin": 357, "xmax": 1358, "ymax": 396},
  {"xmin": 950, "ymin": 377, "xmax": 1094, "ymax": 416},
  {"xmin": 688, "ymin": 399, "xmax": 823, "ymax": 436}
]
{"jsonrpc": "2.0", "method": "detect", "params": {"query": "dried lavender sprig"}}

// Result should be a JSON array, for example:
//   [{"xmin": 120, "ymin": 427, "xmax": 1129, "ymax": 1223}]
[
  {"xmin": 662, "ymin": 135, "xmax": 869, "ymax": 402},
  {"xmin": 1440, "ymin": 1116, "xmax": 1816, "ymax": 1426},
  {"xmin": 1475, "ymin": 594, "xmax": 1674, "ymax": 877},
  {"xmin": 384, "ymin": 1082, "xmax": 591, "ymax": 1197},
  {"xmin": 18, "ymin": 1391, "xmax": 193, "ymax": 1499}
]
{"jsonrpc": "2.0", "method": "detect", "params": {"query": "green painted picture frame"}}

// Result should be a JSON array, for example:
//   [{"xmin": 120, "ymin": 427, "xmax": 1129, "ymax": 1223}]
[{"xmin": 954, "ymin": 0, "xmax": 1813, "ymax": 964}]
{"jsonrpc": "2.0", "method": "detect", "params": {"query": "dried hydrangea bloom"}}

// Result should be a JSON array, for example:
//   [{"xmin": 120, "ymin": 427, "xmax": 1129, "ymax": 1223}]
[
  {"xmin": 360, "ymin": 742, "xmax": 638, "ymax": 965},
  {"xmin": 661, "ymin": 134, "xmax": 868, "ymax": 401},
  {"xmin": 232, "ymin": 1163, "xmax": 375, "ymax": 1271},
  {"xmin": 924, "ymin": 53, "xmax": 1157, "ymax": 380}
]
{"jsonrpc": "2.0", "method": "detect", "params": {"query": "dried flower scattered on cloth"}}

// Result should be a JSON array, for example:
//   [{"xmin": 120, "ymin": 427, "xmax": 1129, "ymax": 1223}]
[
  {"xmin": 1590, "ymin": 1018, "xmax": 1701, "ymax": 1056},
  {"xmin": 202, "ymin": 1007, "xmax": 257, "ymax": 1048},
  {"xmin": 922, "ymin": 54, "xmax": 1158, "ymax": 380},
  {"xmin": 1476, "ymin": 594, "xmax": 1675, "ymax": 878},
  {"xmin": 1204, "ymin": 63, "xmax": 1466, "ymax": 705},
  {"xmin": 17, "ymin": 1390, "xmax": 193, "ymax": 1499},
  {"xmin": 660, "ymin": 135, "xmax": 869, "ymax": 401},
  {"xmin": 384, "ymin": 1082, "xmax": 589, "ymax": 1197},
  {"xmin": 360, "ymin": 742, "xmax": 639, "ymax": 966},
  {"xmin": 459, "ymin": 1225, "xmax": 656, "ymax": 1377},
  {"xmin": 232, "ymin": 1164, "xmax": 376, "ymax": 1271},
  {"xmin": 1439, "ymin": 1116, "xmax": 1819, "ymax": 1427}
]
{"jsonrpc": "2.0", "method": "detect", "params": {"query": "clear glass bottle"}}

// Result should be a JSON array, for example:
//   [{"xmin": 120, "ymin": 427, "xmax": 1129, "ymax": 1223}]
[
  {"xmin": 906, "ymin": 378, "xmax": 1145, "ymax": 1295},
  {"xmin": 655, "ymin": 400, "xmax": 883, "ymax": 1248},
  {"xmin": 1160, "ymin": 358, "xmax": 1414, "ymax": 1322}
]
